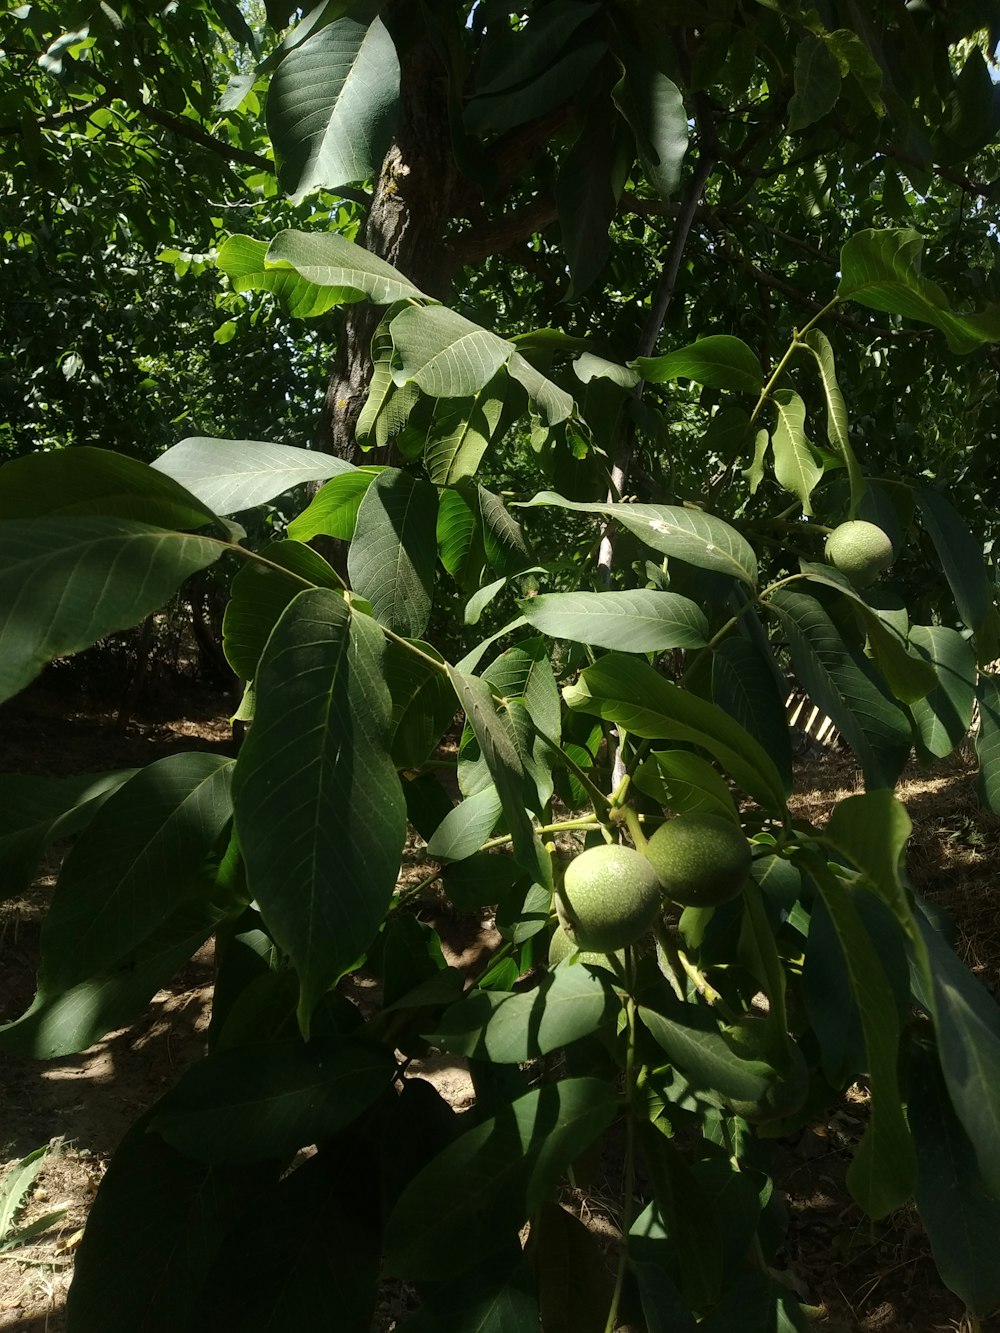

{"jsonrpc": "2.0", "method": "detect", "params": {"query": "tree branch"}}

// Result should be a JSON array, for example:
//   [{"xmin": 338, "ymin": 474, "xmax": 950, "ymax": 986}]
[
  {"xmin": 0, "ymin": 92, "xmax": 112, "ymax": 137},
  {"xmin": 443, "ymin": 194, "xmax": 558, "ymax": 273}
]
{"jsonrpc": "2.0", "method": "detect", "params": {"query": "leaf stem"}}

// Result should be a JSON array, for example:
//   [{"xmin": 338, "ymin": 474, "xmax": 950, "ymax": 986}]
[{"xmin": 604, "ymin": 960, "xmax": 639, "ymax": 1333}]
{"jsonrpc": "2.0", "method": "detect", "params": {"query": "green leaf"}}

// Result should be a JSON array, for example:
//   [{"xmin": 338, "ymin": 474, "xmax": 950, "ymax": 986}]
[
  {"xmin": 918, "ymin": 914, "xmax": 1000, "ymax": 1200},
  {"xmin": 767, "ymin": 588, "xmax": 911, "ymax": 790},
  {"xmin": 150, "ymin": 1038, "xmax": 396, "ymax": 1163},
  {"xmin": 838, "ymin": 230, "xmax": 1000, "ymax": 354},
  {"xmin": 0, "ymin": 445, "xmax": 220, "ymax": 530},
  {"xmin": 564, "ymin": 654, "xmax": 788, "ymax": 813},
  {"xmin": 633, "ymin": 751, "xmax": 739, "ymax": 823},
  {"xmin": 917, "ymin": 488, "xmax": 993, "ymax": 638},
  {"xmin": 908, "ymin": 626, "xmax": 976, "ymax": 760},
  {"xmin": 0, "ymin": 518, "xmax": 223, "ymax": 706},
  {"xmin": 611, "ymin": 50, "xmax": 687, "ymax": 201},
  {"xmin": 796, "ymin": 563, "xmax": 937, "ymax": 705},
  {"xmin": 506, "ymin": 352, "xmax": 575, "ymax": 425},
  {"xmin": 193, "ymin": 1149, "xmax": 380, "ymax": 1333},
  {"xmin": 65, "ymin": 1120, "xmax": 268, "ymax": 1333},
  {"xmin": 425, "ymin": 383, "xmax": 505, "ymax": 486},
  {"xmin": 799, "ymin": 330, "xmax": 866, "ymax": 514},
  {"xmin": 437, "ymin": 486, "xmax": 478, "ymax": 578},
  {"xmin": 348, "ymin": 469, "xmax": 439, "ymax": 638},
  {"xmin": 632, "ymin": 335, "xmax": 763, "ymax": 394},
  {"xmin": 807, "ymin": 859, "xmax": 916, "ymax": 1217},
  {"xmin": 699, "ymin": 1273, "xmax": 809, "ymax": 1333},
  {"xmin": 787, "ymin": 34, "xmax": 842, "ymax": 133},
  {"xmin": 639, "ymin": 1004, "xmax": 779, "ymax": 1109},
  {"xmin": 573, "ymin": 353, "xmax": 639, "ymax": 390},
  {"xmin": 909, "ymin": 1041, "xmax": 1000, "ymax": 1317},
  {"xmin": 391, "ymin": 305, "xmax": 513, "ymax": 399},
  {"xmin": 37, "ymin": 753, "xmax": 233, "ymax": 993},
  {"xmin": 223, "ymin": 540, "xmax": 343, "ymax": 680},
  {"xmin": 711, "ymin": 637, "xmax": 793, "ymax": 792},
  {"xmin": 447, "ymin": 668, "xmax": 540, "ymax": 876},
  {"xmin": 152, "ymin": 436, "xmax": 352, "ymax": 515},
  {"xmin": 976, "ymin": 673, "xmax": 1000, "ymax": 813},
  {"xmin": 0, "ymin": 1148, "xmax": 48, "ymax": 1243},
  {"xmin": 426, "ymin": 787, "xmax": 503, "ymax": 862},
  {"xmin": 287, "ymin": 467, "xmax": 381, "ymax": 543},
  {"xmin": 233, "ymin": 590, "xmax": 405, "ymax": 1035},
  {"xmin": 534, "ymin": 1200, "xmax": 615, "ymax": 1333},
  {"xmin": 385, "ymin": 637, "xmax": 456, "ymax": 769},
  {"xmin": 480, "ymin": 486, "xmax": 534, "ymax": 576},
  {"xmin": 519, "ymin": 492, "xmax": 758, "ymax": 588},
  {"xmin": 425, "ymin": 966, "xmax": 614, "ymax": 1063},
  {"xmin": 382, "ymin": 1078, "xmax": 617, "ymax": 1279},
  {"xmin": 557, "ymin": 100, "xmax": 622, "ymax": 298},
  {"xmin": 0, "ymin": 770, "xmax": 135, "ymax": 902},
  {"xmin": 822, "ymin": 791, "xmax": 913, "ymax": 930},
  {"xmin": 268, "ymin": 16, "xmax": 399, "ymax": 201},
  {"xmin": 399, "ymin": 1251, "xmax": 539, "ymax": 1332},
  {"xmin": 465, "ymin": 31, "xmax": 605, "ymax": 135},
  {"xmin": 520, "ymin": 589, "xmax": 708, "ymax": 652},
  {"xmin": 265, "ymin": 230, "xmax": 425, "ymax": 304},
  {"xmin": 0, "ymin": 883, "xmax": 238, "ymax": 1058},
  {"xmin": 770, "ymin": 390, "xmax": 822, "ymax": 515},
  {"xmin": 216, "ymin": 234, "xmax": 341, "ymax": 318}
]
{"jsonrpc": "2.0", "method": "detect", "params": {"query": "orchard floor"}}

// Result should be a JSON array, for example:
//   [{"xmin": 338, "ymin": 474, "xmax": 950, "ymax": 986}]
[{"xmin": 1, "ymin": 680, "xmax": 999, "ymax": 1332}]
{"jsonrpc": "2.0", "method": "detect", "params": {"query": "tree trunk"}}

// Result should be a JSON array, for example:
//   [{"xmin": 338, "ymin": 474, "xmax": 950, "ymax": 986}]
[{"xmin": 318, "ymin": 30, "xmax": 461, "ymax": 464}]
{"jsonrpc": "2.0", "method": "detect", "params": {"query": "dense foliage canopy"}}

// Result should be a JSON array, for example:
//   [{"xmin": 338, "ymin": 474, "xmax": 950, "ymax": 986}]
[{"xmin": 3, "ymin": 2, "xmax": 1000, "ymax": 1329}]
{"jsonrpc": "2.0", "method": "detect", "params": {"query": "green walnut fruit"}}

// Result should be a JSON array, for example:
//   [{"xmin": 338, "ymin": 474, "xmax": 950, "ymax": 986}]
[
  {"xmin": 548, "ymin": 923, "xmax": 625, "ymax": 972},
  {"xmin": 555, "ymin": 844, "xmax": 662, "ymax": 953},
  {"xmin": 645, "ymin": 813, "xmax": 751, "ymax": 909},
  {"xmin": 824, "ymin": 519, "xmax": 894, "ymax": 589}
]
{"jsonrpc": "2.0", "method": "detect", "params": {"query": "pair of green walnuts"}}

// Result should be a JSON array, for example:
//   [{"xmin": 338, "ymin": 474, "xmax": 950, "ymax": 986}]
[{"xmin": 553, "ymin": 813, "xmax": 751, "ymax": 957}]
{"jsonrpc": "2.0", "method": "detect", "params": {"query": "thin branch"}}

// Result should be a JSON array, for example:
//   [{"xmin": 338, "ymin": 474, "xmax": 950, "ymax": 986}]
[{"xmin": 0, "ymin": 91, "xmax": 112, "ymax": 136}]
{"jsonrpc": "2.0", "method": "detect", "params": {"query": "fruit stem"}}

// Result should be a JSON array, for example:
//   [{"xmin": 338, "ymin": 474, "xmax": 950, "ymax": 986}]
[
  {"xmin": 654, "ymin": 921, "xmax": 737, "ymax": 1019},
  {"xmin": 604, "ymin": 957, "xmax": 639, "ymax": 1333},
  {"xmin": 622, "ymin": 805, "xmax": 648, "ymax": 854}
]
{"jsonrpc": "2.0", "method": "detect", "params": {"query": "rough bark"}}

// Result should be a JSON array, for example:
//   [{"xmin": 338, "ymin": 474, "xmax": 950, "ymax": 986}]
[{"xmin": 318, "ymin": 30, "xmax": 461, "ymax": 464}]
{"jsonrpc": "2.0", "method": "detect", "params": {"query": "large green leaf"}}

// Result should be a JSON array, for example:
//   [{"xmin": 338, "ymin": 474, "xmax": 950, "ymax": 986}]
[
  {"xmin": 563, "ymin": 654, "xmax": 788, "ymax": 812},
  {"xmin": 822, "ymin": 791, "xmax": 913, "ymax": 931},
  {"xmin": 909, "ymin": 1041, "xmax": 1000, "ymax": 1317},
  {"xmin": 66, "ymin": 1121, "xmax": 269, "ymax": 1333},
  {"xmin": 767, "ymin": 587, "xmax": 911, "ymax": 790},
  {"xmin": 465, "ymin": 21, "xmax": 605, "ymax": 135},
  {"xmin": 633, "ymin": 750, "xmax": 739, "ymax": 824},
  {"xmin": 425, "ymin": 966, "xmax": 614, "ymax": 1063},
  {"xmin": 908, "ymin": 626, "xmax": 976, "ymax": 760},
  {"xmin": 918, "ymin": 915, "xmax": 1000, "ymax": 1200},
  {"xmin": 808, "ymin": 860, "xmax": 916, "ymax": 1217},
  {"xmin": 638, "ymin": 1005, "xmax": 777, "ymax": 1110},
  {"xmin": 347, "ymin": 469, "xmax": 439, "ymax": 638},
  {"xmin": 0, "ymin": 446, "xmax": 220, "ymax": 530},
  {"xmin": 770, "ymin": 389, "xmax": 822, "ymax": 514},
  {"xmin": 520, "ymin": 492, "xmax": 758, "ymax": 587},
  {"xmin": 611, "ymin": 49, "xmax": 687, "ymax": 201},
  {"xmin": 150, "ymin": 1038, "xmax": 396, "ymax": 1163},
  {"xmin": 0, "ymin": 883, "xmax": 237, "ymax": 1059},
  {"xmin": 233, "ymin": 590, "xmax": 406, "ymax": 1034},
  {"xmin": 426, "ymin": 786, "xmax": 503, "ymax": 862},
  {"xmin": 447, "ymin": 668, "xmax": 541, "ymax": 877},
  {"xmin": 917, "ymin": 488, "xmax": 993, "ymax": 638},
  {"xmin": 976, "ymin": 673, "xmax": 1000, "ymax": 813},
  {"xmin": 534, "ymin": 1200, "xmax": 615, "ymax": 1333},
  {"xmin": 267, "ymin": 15, "xmax": 399, "ymax": 201},
  {"xmin": 424, "ymin": 384, "xmax": 505, "ymax": 487},
  {"xmin": 152, "ymin": 436, "xmax": 351, "ymax": 515},
  {"xmin": 0, "ymin": 770, "xmax": 135, "ymax": 902},
  {"xmin": 223, "ymin": 540, "xmax": 343, "ymax": 680},
  {"xmin": 265, "ymin": 230, "xmax": 425, "ymax": 303},
  {"xmin": 632, "ymin": 335, "xmax": 763, "ymax": 394},
  {"xmin": 799, "ymin": 330, "xmax": 865, "ymax": 513},
  {"xmin": 391, "ymin": 305, "xmax": 513, "ymax": 399},
  {"xmin": 382, "ymin": 1078, "xmax": 616, "ymax": 1279},
  {"xmin": 787, "ymin": 33, "xmax": 841, "ymax": 132},
  {"xmin": 480, "ymin": 486, "xmax": 534, "ymax": 576},
  {"xmin": 287, "ymin": 467, "xmax": 381, "ymax": 543},
  {"xmin": 37, "ymin": 753, "xmax": 233, "ymax": 993},
  {"xmin": 398, "ymin": 1252, "xmax": 539, "ymax": 1333},
  {"xmin": 384, "ymin": 637, "xmax": 456, "ymax": 769},
  {"xmin": 505, "ymin": 353, "xmax": 575, "ymax": 425},
  {"xmin": 520, "ymin": 590, "xmax": 708, "ymax": 652},
  {"xmin": 216, "ymin": 235, "xmax": 341, "ymax": 318},
  {"xmin": 437, "ymin": 486, "xmax": 479, "ymax": 579},
  {"xmin": 711, "ymin": 637, "xmax": 793, "ymax": 791},
  {"xmin": 838, "ymin": 229, "xmax": 1000, "ymax": 354},
  {"xmin": 557, "ymin": 98, "xmax": 621, "ymax": 297},
  {"xmin": 0, "ymin": 518, "xmax": 224, "ymax": 705}
]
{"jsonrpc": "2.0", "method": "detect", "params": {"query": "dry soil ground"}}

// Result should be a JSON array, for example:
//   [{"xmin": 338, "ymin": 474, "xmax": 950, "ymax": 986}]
[{"xmin": 1, "ymin": 681, "xmax": 999, "ymax": 1332}]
